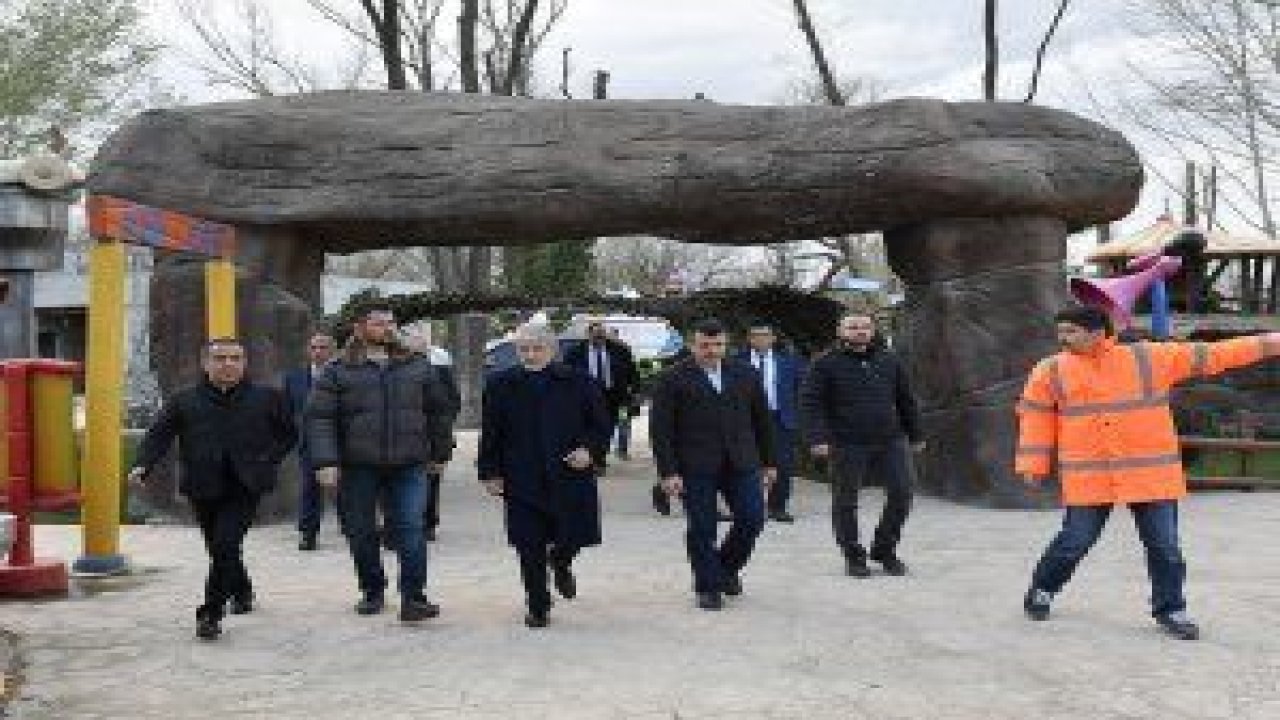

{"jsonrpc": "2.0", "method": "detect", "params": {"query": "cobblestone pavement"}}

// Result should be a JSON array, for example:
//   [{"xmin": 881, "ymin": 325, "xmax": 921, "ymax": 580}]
[{"xmin": 3, "ymin": 431, "xmax": 1279, "ymax": 719}]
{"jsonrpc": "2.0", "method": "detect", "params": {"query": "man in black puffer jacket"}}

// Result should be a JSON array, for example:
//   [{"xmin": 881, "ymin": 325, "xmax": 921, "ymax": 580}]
[
  {"xmin": 800, "ymin": 312, "xmax": 924, "ymax": 579},
  {"xmin": 306, "ymin": 304, "xmax": 459, "ymax": 623}
]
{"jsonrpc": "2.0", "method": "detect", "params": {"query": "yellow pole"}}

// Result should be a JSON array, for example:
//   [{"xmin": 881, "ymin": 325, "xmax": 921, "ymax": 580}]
[
  {"xmin": 74, "ymin": 241, "xmax": 128, "ymax": 575},
  {"xmin": 205, "ymin": 259, "xmax": 236, "ymax": 339}
]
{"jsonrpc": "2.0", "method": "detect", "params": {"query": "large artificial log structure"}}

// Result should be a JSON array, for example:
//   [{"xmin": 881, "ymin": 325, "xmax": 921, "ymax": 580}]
[{"xmin": 90, "ymin": 91, "xmax": 1143, "ymax": 510}]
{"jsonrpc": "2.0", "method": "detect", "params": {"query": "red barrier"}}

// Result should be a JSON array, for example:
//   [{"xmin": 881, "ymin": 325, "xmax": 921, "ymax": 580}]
[{"xmin": 0, "ymin": 359, "xmax": 82, "ymax": 596}]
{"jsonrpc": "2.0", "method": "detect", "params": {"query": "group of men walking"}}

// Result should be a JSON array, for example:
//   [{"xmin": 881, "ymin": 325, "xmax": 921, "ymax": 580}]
[{"xmin": 129, "ymin": 302, "xmax": 1280, "ymax": 643}]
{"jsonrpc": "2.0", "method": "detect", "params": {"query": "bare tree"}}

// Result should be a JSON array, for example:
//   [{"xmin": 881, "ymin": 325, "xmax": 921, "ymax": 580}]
[
  {"xmin": 789, "ymin": 0, "xmax": 845, "ymax": 106},
  {"xmin": 1123, "ymin": 0, "xmax": 1278, "ymax": 237},
  {"xmin": 1023, "ymin": 0, "xmax": 1073, "ymax": 103},
  {"xmin": 594, "ymin": 237, "xmax": 767, "ymax": 296}
]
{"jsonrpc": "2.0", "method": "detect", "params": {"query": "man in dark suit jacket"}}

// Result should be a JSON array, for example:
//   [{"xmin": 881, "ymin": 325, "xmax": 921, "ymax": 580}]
[
  {"xmin": 649, "ymin": 318, "xmax": 777, "ymax": 611},
  {"xmin": 736, "ymin": 322, "xmax": 806, "ymax": 523},
  {"xmin": 563, "ymin": 320, "xmax": 638, "ymax": 469},
  {"xmin": 283, "ymin": 332, "xmax": 337, "ymax": 551},
  {"xmin": 129, "ymin": 338, "xmax": 296, "ymax": 641}
]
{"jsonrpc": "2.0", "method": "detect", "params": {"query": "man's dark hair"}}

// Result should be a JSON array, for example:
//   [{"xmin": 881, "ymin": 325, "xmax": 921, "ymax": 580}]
[
  {"xmin": 693, "ymin": 318, "xmax": 726, "ymax": 337},
  {"xmin": 1054, "ymin": 305, "xmax": 1113, "ymax": 335},
  {"xmin": 201, "ymin": 337, "xmax": 244, "ymax": 358}
]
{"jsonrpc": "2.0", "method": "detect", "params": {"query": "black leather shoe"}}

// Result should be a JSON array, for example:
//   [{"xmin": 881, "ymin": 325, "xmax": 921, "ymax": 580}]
[
  {"xmin": 721, "ymin": 574, "xmax": 742, "ymax": 597},
  {"xmin": 525, "ymin": 610, "xmax": 550, "ymax": 628},
  {"xmin": 696, "ymin": 591, "xmax": 724, "ymax": 611},
  {"xmin": 228, "ymin": 594, "xmax": 254, "ymax": 615},
  {"xmin": 299, "ymin": 533, "xmax": 317, "ymax": 551},
  {"xmin": 355, "ymin": 594, "xmax": 385, "ymax": 616},
  {"xmin": 1156, "ymin": 611, "xmax": 1200, "ymax": 640},
  {"xmin": 196, "ymin": 617, "xmax": 221, "ymax": 640},
  {"xmin": 768, "ymin": 510, "xmax": 796, "ymax": 523},
  {"xmin": 869, "ymin": 548, "xmax": 908, "ymax": 576},
  {"xmin": 845, "ymin": 555, "xmax": 871, "ymax": 578},
  {"xmin": 651, "ymin": 484, "xmax": 671, "ymax": 516},
  {"xmin": 400, "ymin": 596, "xmax": 441, "ymax": 622},
  {"xmin": 553, "ymin": 563, "xmax": 577, "ymax": 600}
]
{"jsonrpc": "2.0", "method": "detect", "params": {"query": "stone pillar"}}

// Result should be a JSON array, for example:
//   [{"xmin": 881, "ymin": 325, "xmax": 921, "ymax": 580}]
[
  {"xmin": 144, "ymin": 228, "xmax": 321, "ymax": 521},
  {"xmin": 885, "ymin": 217, "xmax": 1069, "ymax": 508}
]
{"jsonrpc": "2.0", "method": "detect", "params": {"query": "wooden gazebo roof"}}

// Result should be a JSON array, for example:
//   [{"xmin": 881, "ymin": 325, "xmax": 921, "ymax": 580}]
[{"xmin": 1087, "ymin": 216, "xmax": 1280, "ymax": 263}]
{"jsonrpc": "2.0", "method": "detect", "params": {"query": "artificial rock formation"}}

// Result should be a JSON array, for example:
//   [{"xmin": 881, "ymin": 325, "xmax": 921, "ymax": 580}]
[{"xmin": 90, "ymin": 91, "xmax": 1144, "ymax": 509}]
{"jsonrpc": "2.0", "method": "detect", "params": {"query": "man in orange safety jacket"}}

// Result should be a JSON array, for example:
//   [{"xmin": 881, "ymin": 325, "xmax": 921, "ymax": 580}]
[{"xmin": 1017, "ymin": 305, "xmax": 1280, "ymax": 640}]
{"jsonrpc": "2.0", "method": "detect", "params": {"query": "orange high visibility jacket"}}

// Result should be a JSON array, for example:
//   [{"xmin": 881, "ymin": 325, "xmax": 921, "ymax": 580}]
[{"xmin": 1016, "ymin": 335, "xmax": 1280, "ymax": 506}]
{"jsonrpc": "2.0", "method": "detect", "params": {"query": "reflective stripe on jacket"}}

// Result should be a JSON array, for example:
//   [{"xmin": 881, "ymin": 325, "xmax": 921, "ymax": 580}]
[{"xmin": 1015, "ymin": 335, "xmax": 1280, "ymax": 505}]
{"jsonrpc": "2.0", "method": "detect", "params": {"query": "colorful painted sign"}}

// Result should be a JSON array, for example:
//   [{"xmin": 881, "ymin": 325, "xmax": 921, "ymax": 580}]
[{"xmin": 86, "ymin": 195, "xmax": 236, "ymax": 258}]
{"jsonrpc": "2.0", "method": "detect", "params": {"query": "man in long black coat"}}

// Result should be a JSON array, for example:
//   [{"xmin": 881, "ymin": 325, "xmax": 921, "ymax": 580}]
[
  {"xmin": 129, "ymin": 338, "xmax": 296, "ymax": 640},
  {"xmin": 649, "ymin": 319, "xmax": 777, "ymax": 611},
  {"xmin": 478, "ymin": 323, "xmax": 612, "ymax": 628}
]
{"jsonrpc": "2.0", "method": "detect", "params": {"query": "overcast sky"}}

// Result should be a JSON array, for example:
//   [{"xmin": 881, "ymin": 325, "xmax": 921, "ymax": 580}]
[{"xmin": 145, "ymin": 0, "xmax": 1204, "ymax": 242}]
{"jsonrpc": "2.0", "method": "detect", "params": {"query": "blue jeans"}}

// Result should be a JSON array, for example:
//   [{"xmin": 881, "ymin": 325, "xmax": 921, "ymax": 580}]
[
  {"xmin": 1031, "ymin": 500, "xmax": 1187, "ymax": 617},
  {"xmin": 680, "ymin": 467, "xmax": 766, "ymax": 593},
  {"xmin": 338, "ymin": 465, "xmax": 429, "ymax": 600}
]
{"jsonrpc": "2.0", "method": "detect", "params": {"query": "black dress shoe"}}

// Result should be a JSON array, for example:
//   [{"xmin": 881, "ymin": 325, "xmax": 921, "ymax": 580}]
[
  {"xmin": 651, "ymin": 484, "xmax": 672, "ymax": 516},
  {"xmin": 696, "ymin": 591, "xmax": 724, "ymax": 610},
  {"xmin": 400, "ymin": 596, "xmax": 441, "ymax": 622},
  {"xmin": 355, "ymin": 594, "xmax": 385, "ymax": 616},
  {"xmin": 1024, "ymin": 587, "xmax": 1053, "ymax": 621},
  {"xmin": 196, "ymin": 617, "xmax": 222, "ymax": 640},
  {"xmin": 845, "ymin": 555, "xmax": 871, "ymax": 578},
  {"xmin": 721, "ymin": 575, "xmax": 742, "ymax": 597},
  {"xmin": 379, "ymin": 526, "xmax": 397, "ymax": 551},
  {"xmin": 525, "ymin": 610, "xmax": 550, "ymax": 628},
  {"xmin": 553, "ymin": 563, "xmax": 577, "ymax": 600},
  {"xmin": 768, "ymin": 510, "xmax": 796, "ymax": 523},
  {"xmin": 228, "ymin": 594, "xmax": 254, "ymax": 615},
  {"xmin": 869, "ymin": 548, "xmax": 908, "ymax": 576},
  {"xmin": 299, "ymin": 533, "xmax": 317, "ymax": 551}
]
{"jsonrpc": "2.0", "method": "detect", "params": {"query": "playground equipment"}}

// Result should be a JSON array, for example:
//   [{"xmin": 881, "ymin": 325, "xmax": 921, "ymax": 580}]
[
  {"xmin": 72, "ymin": 196, "xmax": 239, "ymax": 575},
  {"xmin": 0, "ymin": 359, "xmax": 81, "ymax": 595},
  {"xmin": 1071, "ymin": 249, "xmax": 1184, "ymax": 338}
]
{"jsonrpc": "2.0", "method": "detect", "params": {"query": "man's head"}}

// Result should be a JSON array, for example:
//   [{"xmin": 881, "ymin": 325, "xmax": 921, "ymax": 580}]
[
  {"xmin": 836, "ymin": 313, "xmax": 877, "ymax": 348},
  {"xmin": 691, "ymin": 318, "xmax": 728, "ymax": 367},
  {"xmin": 587, "ymin": 320, "xmax": 608, "ymax": 344},
  {"xmin": 307, "ymin": 332, "xmax": 336, "ymax": 366},
  {"xmin": 400, "ymin": 323, "xmax": 434, "ymax": 355},
  {"xmin": 747, "ymin": 321, "xmax": 777, "ymax": 353},
  {"xmin": 356, "ymin": 304, "xmax": 397, "ymax": 346},
  {"xmin": 1054, "ymin": 305, "xmax": 1112, "ymax": 354},
  {"xmin": 202, "ymin": 338, "xmax": 247, "ymax": 387},
  {"xmin": 514, "ymin": 323, "xmax": 557, "ymax": 370}
]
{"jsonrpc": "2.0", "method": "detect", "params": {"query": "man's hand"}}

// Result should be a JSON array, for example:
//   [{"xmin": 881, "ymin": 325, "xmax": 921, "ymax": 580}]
[
  {"xmin": 661, "ymin": 475, "xmax": 683, "ymax": 497},
  {"xmin": 316, "ymin": 467, "xmax": 340, "ymax": 488},
  {"xmin": 564, "ymin": 447, "xmax": 593, "ymax": 471},
  {"xmin": 762, "ymin": 467, "xmax": 778, "ymax": 487},
  {"xmin": 482, "ymin": 477, "xmax": 505, "ymax": 497},
  {"xmin": 810, "ymin": 444, "xmax": 831, "ymax": 458},
  {"xmin": 127, "ymin": 467, "xmax": 147, "ymax": 489}
]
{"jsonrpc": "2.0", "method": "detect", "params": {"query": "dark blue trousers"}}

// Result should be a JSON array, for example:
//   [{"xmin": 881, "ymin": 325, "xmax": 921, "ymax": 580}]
[
  {"xmin": 768, "ymin": 413, "xmax": 797, "ymax": 514},
  {"xmin": 1031, "ymin": 500, "xmax": 1187, "ymax": 617},
  {"xmin": 680, "ymin": 466, "xmax": 766, "ymax": 593},
  {"xmin": 338, "ymin": 465, "xmax": 429, "ymax": 600}
]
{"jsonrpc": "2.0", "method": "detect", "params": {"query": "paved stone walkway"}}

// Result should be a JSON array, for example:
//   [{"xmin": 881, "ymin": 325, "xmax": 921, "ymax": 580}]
[{"xmin": 3, "ymin": 430, "xmax": 1279, "ymax": 719}]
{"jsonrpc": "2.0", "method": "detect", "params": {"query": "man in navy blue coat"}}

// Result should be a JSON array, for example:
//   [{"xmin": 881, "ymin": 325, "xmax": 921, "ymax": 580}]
[
  {"xmin": 736, "ymin": 322, "xmax": 805, "ymax": 523},
  {"xmin": 649, "ymin": 319, "xmax": 777, "ymax": 611},
  {"xmin": 477, "ymin": 323, "xmax": 612, "ymax": 628},
  {"xmin": 282, "ymin": 332, "xmax": 336, "ymax": 551}
]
